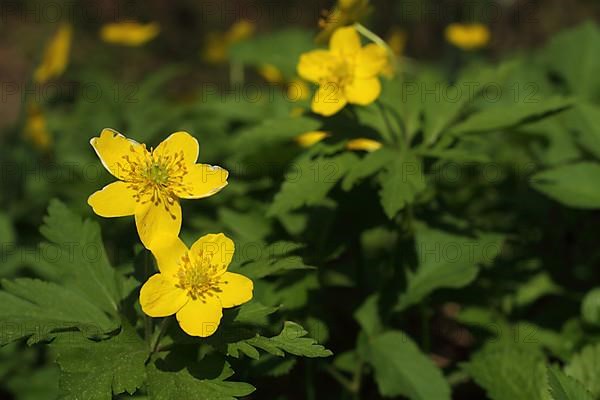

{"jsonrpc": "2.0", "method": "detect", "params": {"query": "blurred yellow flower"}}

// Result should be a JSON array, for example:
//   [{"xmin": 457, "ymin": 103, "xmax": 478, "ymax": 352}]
[
  {"xmin": 287, "ymin": 78, "xmax": 310, "ymax": 102},
  {"xmin": 258, "ymin": 63, "xmax": 285, "ymax": 84},
  {"xmin": 445, "ymin": 23, "xmax": 490, "ymax": 51},
  {"xmin": 346, "ymin": 138, "xmax": 382, "ymax": 152},
  {"xmin": 382, "ymin": 27, "xmax": 406, "ymax": 78},
  {"xmin": 295, "ymin": 131, "xmax": 330, "ymax": 148},
  {"xmin": 24, "ymin": 103, "xmax": 51, "ymax": 151},
  {"xmin": 88, "ymin": 129, "xmax": 228, "ymax": 249},
  {"xmin": 100, "ymin": 22, "xmax": 160, "ymax": 46},
  {"xmin": 298, "ymin": 26, "xmax": 387, "ymax": 116},
  {"xmin": 317, "ymin": 0, "xmax": 370, "ymax": 43},
  {"xmin": 33, "ymin": 23, "xmax": 72, "ymax": 84},
  {"xmin": 203, "ymin": 20, "xmax": 256, "ymax": 64},
  {"xmin": 140, "ymin": 233, "xmax": 253, "ymax": 337}
]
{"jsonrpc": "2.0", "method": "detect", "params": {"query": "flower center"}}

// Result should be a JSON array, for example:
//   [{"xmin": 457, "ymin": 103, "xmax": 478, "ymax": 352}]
[
  {"xmin": 175, "ymin": 252, "xmax": 223, "ymax": 300},
  {"xmin": 322, "ymin": 56, "xmax": 355, "ymax": 88},
  {"xmin": 117, "ymin": 145, "xmax": 193, "ymax": 218}
]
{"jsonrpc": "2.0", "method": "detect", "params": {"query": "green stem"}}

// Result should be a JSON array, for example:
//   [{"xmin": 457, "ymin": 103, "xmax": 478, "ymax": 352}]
[
  {"xmin": 420, "ymin": 302, "xmax": 431, "ymax": 353},
  {"xmin": 150, "ymin": 318, "xmax": 171, "ymax": 354},
  {"xmin": 375, "ymin": 100, "xmax": 397, "ymax": 145},
  {"xmin": 229, "ymin": 62, "xmax": 244, "ymax": 86},
  {"xmin": 324, "ymin": 365, "xmax": 355, "ymax": 393},
  {"xmin": 306, "ymin": 360, "xmax": 316, "ymax": 400}
]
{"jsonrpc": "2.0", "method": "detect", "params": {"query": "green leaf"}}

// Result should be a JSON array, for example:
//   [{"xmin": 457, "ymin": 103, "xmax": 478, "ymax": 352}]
[
  {"xmin": 548, "ymin": 366, "xmax": 594, "ymax": 400},
  {"xmin": 564, "ymin": 103, "xmax": 600, "ymax": 159},
  {"xmin": 228, "ymin": 321, "xmax": 332, "ymax": 359},
  {"xmin": 397, "ymin": 225, "xmax": 504, "ymax": 310},
  {"xmin": 146, "ymin": 355, "xmax": 255, "ymax": 400},
  {"xmin": 450, "ymin": 97, "xmax": 573, "ymax": 136},
  {"xmin": 581, "ymin": 288, "xmax": 600, "ymax": 326},
  {"xmin": 342, "ymin": 147, "xmax": 397, "ymax": 191},
  {"xmin": 542, "ymin": 21, "xmax": 600, "ymax": 99},
  {"xmin": 230, "ymin": 241, "xmax": 313, "ymax": 279},
  {"xmin": 378, "ymin": 152, "xmax": 426, "ymax": 219},
  {"xmin": 564, "ymin": 343, "xmax": 600, "ymax": 398},
  {"xmin": 362, "ymin": 331, "xmax": 451, "ymax": 399},
  {"xmin": 51, "ymin": 321, "xmax": 148, "ymax": 399},
  {"xmin": 0, "ymin": 278, "xmax": 118, "ymax": 345},
  {"xmin": 268, "ymin": 151, "xmax": 358, "ymax": 216},
  {"xmin": 531, "ymin": 162, "xmax": 600, "ymax": 209},
  {"xmin": 39, "ymin": 200, "xmax": 123, "ymax": 312},
  {"xmin": 462, "ymin": 342, "xmax": 550, "ymax": 400}
]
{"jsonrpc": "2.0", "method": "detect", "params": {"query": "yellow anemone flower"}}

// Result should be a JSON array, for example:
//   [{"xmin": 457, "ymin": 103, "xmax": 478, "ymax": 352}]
[
  {"xmin": 140, "ymin": 233, "xmax": 253, "ymax": 337},
  {"xmin": 34, "ymin": 23, "xmax": 72, "ymax": 84},
  {"xmin": 298, "ymin": 26, "xmax": 387, "ymax": 117},
  {"xmin": 87, "ymin": 129, "xmax": 228, "ymax": 249},
  {"xmin": 24, "ymin": 103, "xmax": 52, "ymax": 151},
  {"xmin": 100, "ymin": 22, "xmax": 160, "ymax": 46},
  {"xmin": 295, "ymin": 131, "xmax": 330, "ymax": 148},
  {"xmin": 203, "ymin": 20, "xmax": 256, "ymax": 64},
  {"xmin": 444, "ymin": 23, "xmax": 490, "ymax": 51},
  {"xmin": 346, "ymin": 138, "xmax": 382, "ymax": 152},
  {"xmin": 287, "ymin": 78, "xmax": 311, "ymax": 102}
]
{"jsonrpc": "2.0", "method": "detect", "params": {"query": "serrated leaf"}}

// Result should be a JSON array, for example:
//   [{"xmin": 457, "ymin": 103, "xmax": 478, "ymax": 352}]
[
  {"xmin": 51, "ymin": 321, "xmax": 147, "ymax": 399},
  {"xmin": 450, "ymin": 97, "xmax": 572, "ymax": 136},
  {"xmin": 342, "ymin": 147, "xmax": 397, "ymax": 191},
  {"xmin": 462, "ymin": 342, "xmax": 550, "ymax": 400},
  {"xmin": 564, "ymin": 343, "xmax": 600, "ymax": 398},
  {"xmin": 397, "ymin": 225, "xmax": 504, "ymax": 310},
  {"xmin": 39, "ymin": 200, "xmax": 122, "ymax": 313},
  {"xmin": 146, "ymin": 356, "xmax": 255, "ymax": 400},
  {"xmin": 531, "ymin": 162, "xmax": 600, "ymax": 209},
  {"xmin": 0, "ymin": 278, "xmax": 118, "ymax": 345},
  {"xmin": 378, "ymin": 152, "xmax": 426, "ymax": 219},
  {"xmin": 363, "ymin": 331, "xmax": 451, "ymax": 399},
  {"xmin": 269, "ymin": 151, "xmax": 358, "ymax": 216},
  {"xmin": 548, "ymin": 366, "xmax": 594, "ymax": 400},
  {"xmin": 228, "ymin": 322, "xmax": 332, "ymax": 359}
]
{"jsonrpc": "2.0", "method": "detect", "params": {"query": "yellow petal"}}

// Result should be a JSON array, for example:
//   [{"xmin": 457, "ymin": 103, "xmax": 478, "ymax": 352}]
[
  {"xmin": 345, "ymin": 77, "xmax": 381, "ymax": 105},
  {"xmin": 295, "ymin": 131, "xmax": 330, "ymax": 148},
  {"xmin": 149, "ymin": 235, "xmax": 189, "ymax": 277},
  {"xmin": 258, "ymin": 64, "xmax": 285, "ymax": 84},
  {"xmin": 297, "ymin": 50, "xmax": 336, "ymax": 83},
  {"xmin": 34, "ymin": 24, "xmax": 72, "ymax": 83},
  {"xmin": 176, "ymin": 164, "xmax": 229, "ymax": 199},
  {"xmin": 90, "ymin": 128, "xmax": 146, "ymax": 180},
  {"xmin": 346, "ymin": 138, "xmax": 382, "ymax": 152},
  {"xmin": 140, "ymin": 274, "xmax": 188, "ymax": 317},
  {"xmin": 88, "ymin": 181, "xmax": 137, "ymax": 217},
  {"xmin": 189, "ymin": 233, "xmax": 235, "ymax": 276},
  {"xmin": 311, "ymin": 84, "xmax": 347, "ymax": 116},
  {"xmin": 134, "ymin": 200, "xmax": 182, "ymax": 250},
  {"xmin": 176, "ymin": 296, "xmax": 223, "ymax": 337},
  {"xmin": 154, "ymin": 131, "xmax": 199, "ymax": 166},
  {"xmin": 330, "ymin": 26, "xmax": 361, "ymax": 55},
  {"xmin": 355, "ymin": 43, "xmax": 388, "ymax": 78},
  {"xmin": 226, "ymin": 20, "xmax": 256, "ymax": 43},
  {"xmin": 216, "ymin": 272, "xmax": 253, "ymax": 308},
  {"xmin": 444, "ymin": 23, "xmax": 490, "ymax": 51},
  {"xmin": 100, "ymin": 22, "xmax": 160, "ymax": 46}
]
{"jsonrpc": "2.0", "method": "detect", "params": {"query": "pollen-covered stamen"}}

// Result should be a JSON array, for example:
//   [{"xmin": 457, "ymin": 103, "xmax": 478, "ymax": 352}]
[
  {"xmin": 174, "ymin": 251, "xmax": 225, "ymax": 301},
  {"xmin": 116, "ymin": 145, "xmax": 194, "ymax": 218}
]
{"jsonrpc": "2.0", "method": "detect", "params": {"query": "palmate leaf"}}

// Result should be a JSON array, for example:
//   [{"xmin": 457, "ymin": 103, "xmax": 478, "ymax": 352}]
[
  {"xmin": 227, "ymin": 321, "xmax": 332, "ymax": 360},
  {"xmin": 397, "ymin": 225, "xmax": 505, "ymax": 310},
  {"xmin": 462, "ymin": 342, "xmax": 550, "ymax": 400},
  {"xmin": 268, "ymin": 150, "xmax": 359, "ymax": 216},
  {"xmin": 531, "ymin": 162, "xmax": 600, "ymax": 209},
  {"xmin": 146, "ymin": 354, "xmax": 255, "ymax": 400},
  {"xmin": 361, "ymin": 331, "xmax": 451, "ymax": 399},
  {"xmin": 548, "ymin": 366, "xmax": 594, "ymax": 400},
  {"xmin": 564, "ymin": 343, "xmax": 600, "ymax": 398},
  {"xmin": 378, "ymin": 152, "xmax": 426, "ymax": 219},
  {"xmin": 50, "ymin": 321, "xmax": 147, "ymax": 400}
]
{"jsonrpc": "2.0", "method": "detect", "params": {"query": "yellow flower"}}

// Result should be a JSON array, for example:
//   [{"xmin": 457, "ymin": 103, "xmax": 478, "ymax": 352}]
[
  {"xmin": 316, "ymin": 0, "xmax": 370, "ymax": 43},
  {"xmin": 87, "ymin": 129, "xmax": 228, "ymax": 249},
  {"xmin": 445, "ymin": 23, "xmax": 490, "ymax": 51},
  {"xmin": 34, "ymin": 23, "xmax": 72, "ymax": 84},
  {"xmin": 140, "ymin": 233, "xmax": 253, "ymax": 337},
  {"xmin": 100, "ymin": 22, "xmax": 160, "ymax": 46},
  {"xmin": 298, "ymin": 26, "xmax": 387, "ymax": 116},
  {"xmin": 203, "ymin": 20, "xmax": 256, "ymax": 64},
  {"xmin": 24, "ymin": 103, "xmax": 52, "ymax": 151},
  {"xmin": 287, "ymin": 78, "xmax": 311, "ymax": 102},
  {"xmin": 295, "ymin": 131, "xmax": 330, "ymax": 148},
  {"xmin": 258, "ymin": 63, "xmax": 285, "ymax": 84},
  {"xmin": 346, "ymin": 138, "xmax": 382, "ymax": 152},
  {"xmin": 382, "ymin": 28, "xmax": 406, "ymax": 78}
]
